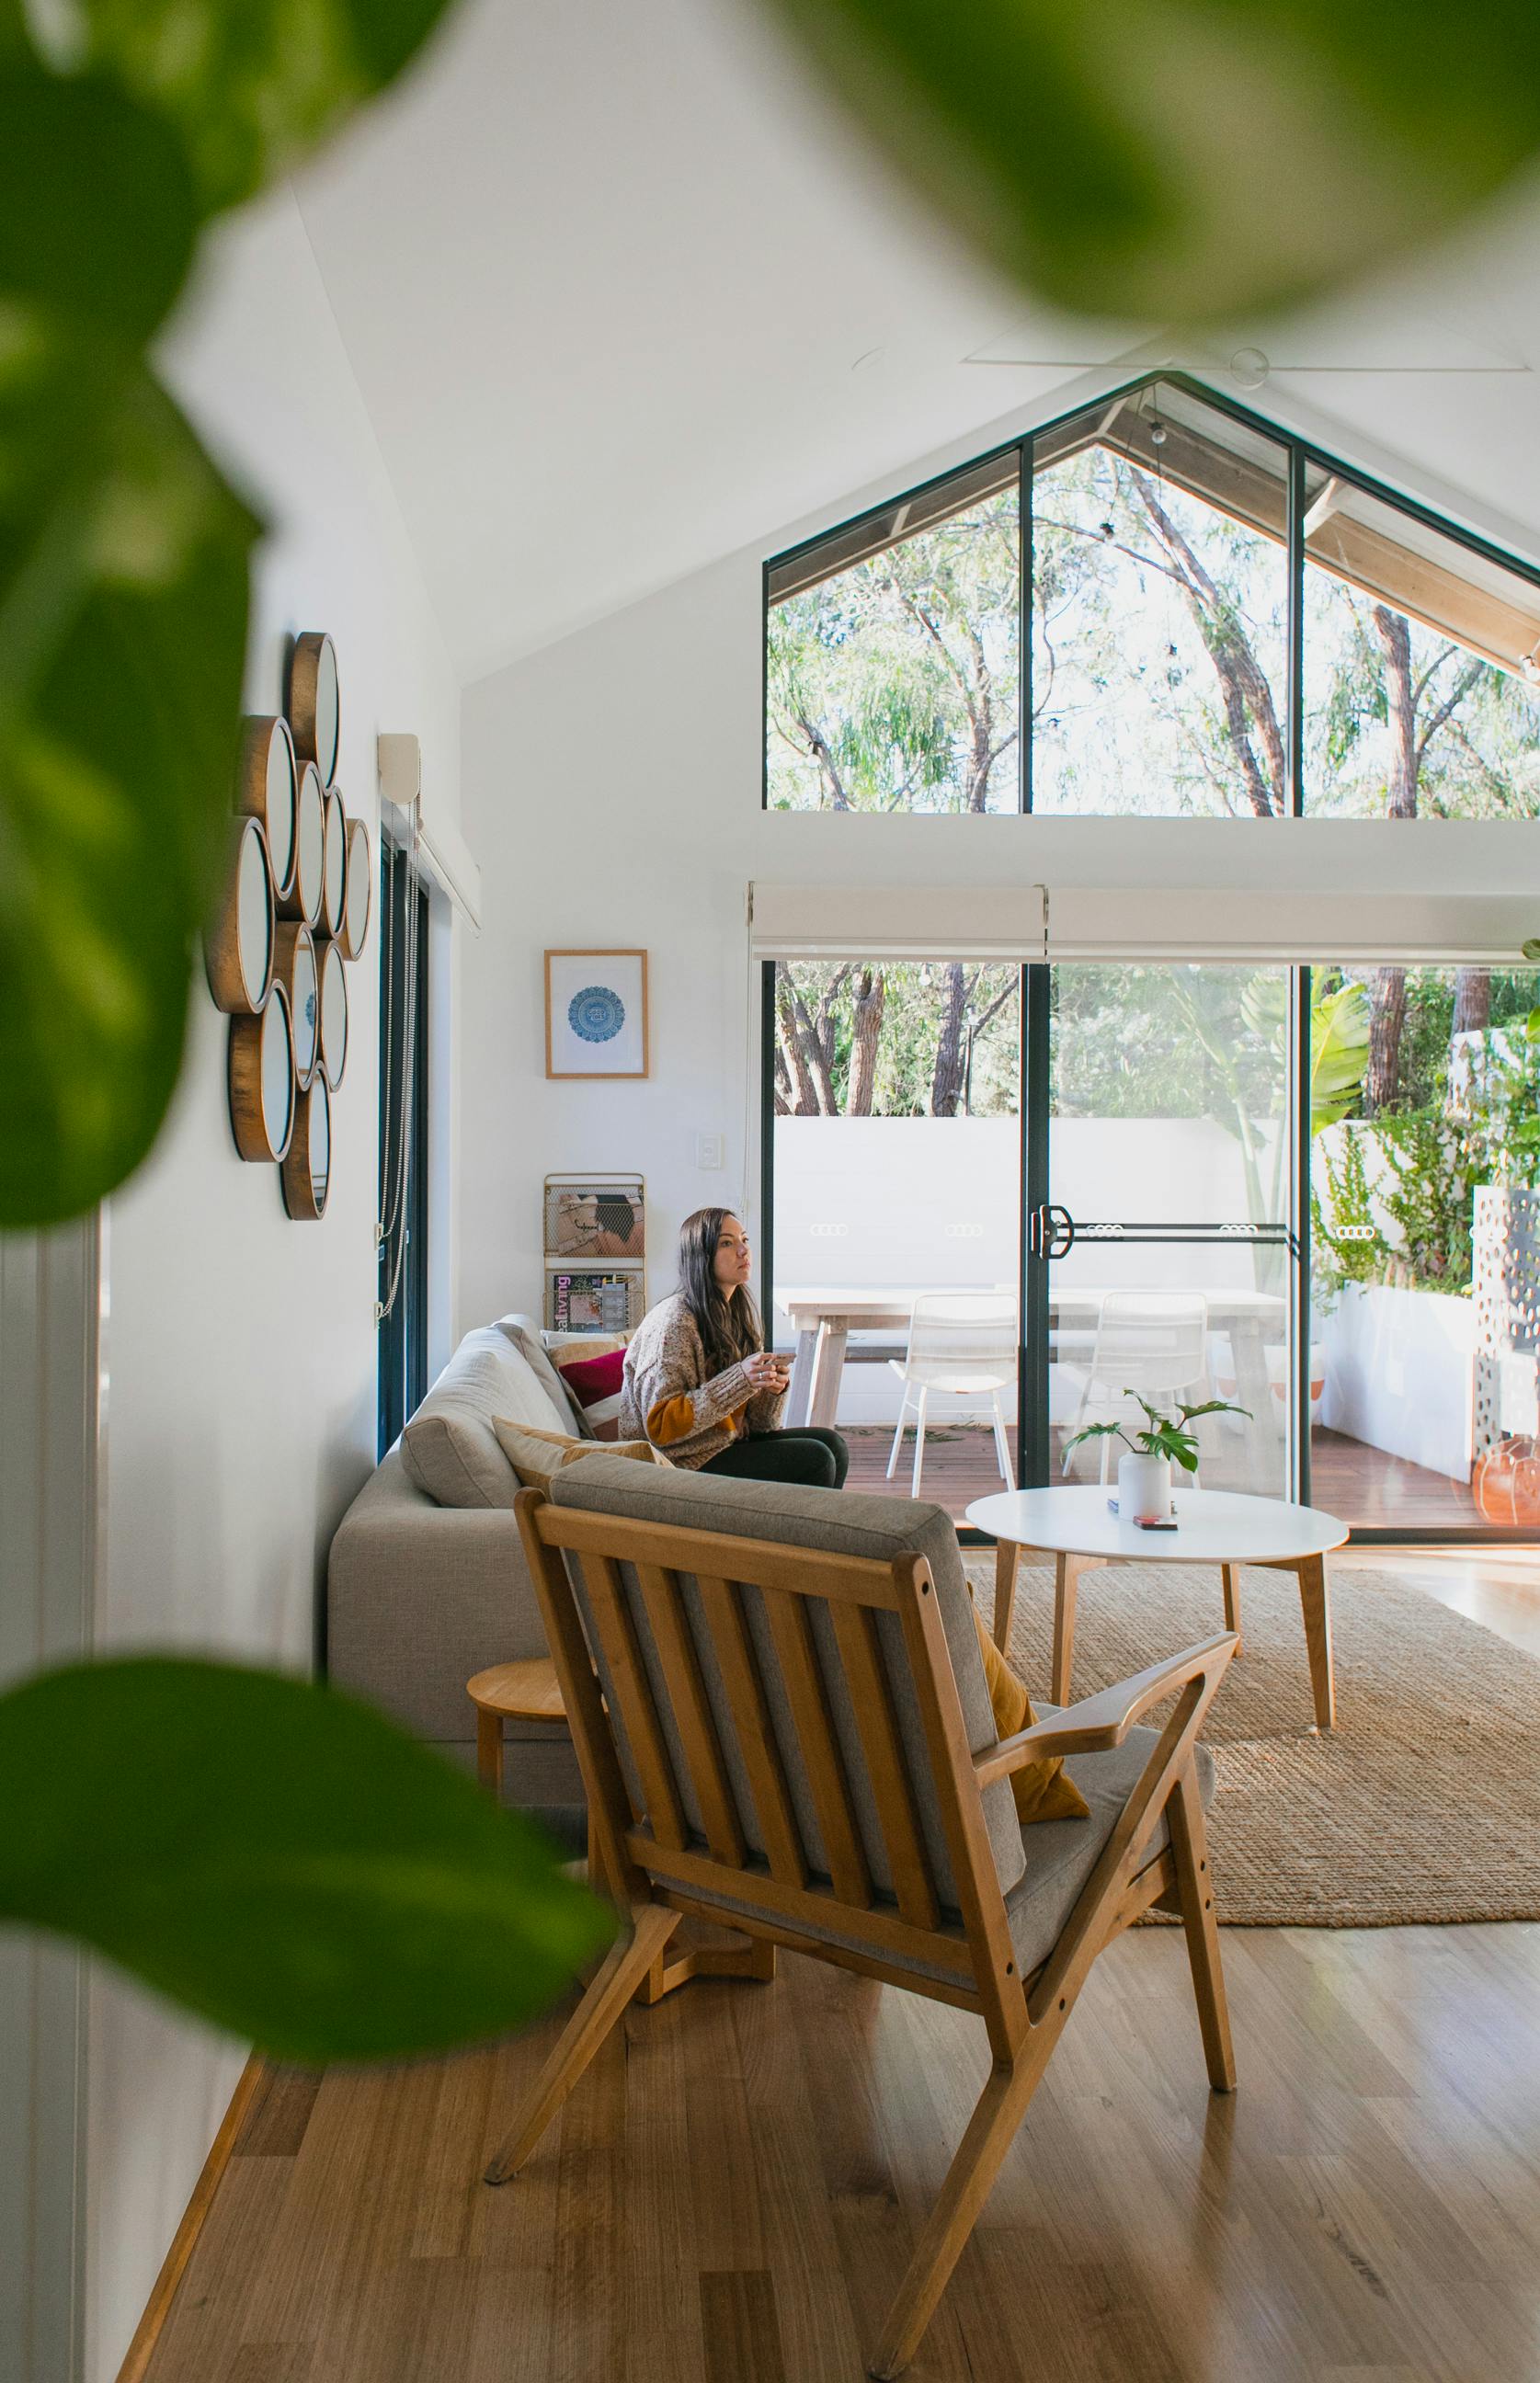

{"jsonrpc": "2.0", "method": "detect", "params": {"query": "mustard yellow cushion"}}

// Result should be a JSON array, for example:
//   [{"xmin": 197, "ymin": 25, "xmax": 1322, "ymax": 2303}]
[
  {"xmin": 492, "ymin": 1416, "xmax": 668, "ymax": 1491},
  {"xmin": 970, "ymin": 1604, "xmax": 1089, "ymax": 1827}
]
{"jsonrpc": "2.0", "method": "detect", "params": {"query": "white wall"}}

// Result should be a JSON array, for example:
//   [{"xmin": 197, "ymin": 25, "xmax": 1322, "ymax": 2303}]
[{"xmin": 85, "ymin": 186, "xmax": 462, "ymax": 2383}]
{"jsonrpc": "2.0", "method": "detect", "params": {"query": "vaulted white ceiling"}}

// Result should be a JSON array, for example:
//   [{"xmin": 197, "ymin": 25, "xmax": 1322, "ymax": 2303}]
[{"xmin": 293, "ymin": 0, "xmax": 1540, "ymax": 683}]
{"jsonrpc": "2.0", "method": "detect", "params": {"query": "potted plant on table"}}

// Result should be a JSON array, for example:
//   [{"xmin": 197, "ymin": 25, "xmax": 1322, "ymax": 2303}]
[{"xmin": 1064, "ymin": 1394, "xmax": 1251, "ymax": 1520}]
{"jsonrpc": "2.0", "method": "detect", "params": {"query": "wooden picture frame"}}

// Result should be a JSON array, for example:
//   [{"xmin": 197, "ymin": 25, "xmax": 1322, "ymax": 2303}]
[{"xmin": 544, "ymin": 950, "xmax": 649, "ymax": 1079}]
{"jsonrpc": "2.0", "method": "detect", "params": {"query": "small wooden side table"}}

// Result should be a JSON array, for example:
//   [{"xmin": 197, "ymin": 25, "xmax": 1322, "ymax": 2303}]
[{"xmin": 465, "ymin": 1655, "xmax": 774, "ymax": 2004}]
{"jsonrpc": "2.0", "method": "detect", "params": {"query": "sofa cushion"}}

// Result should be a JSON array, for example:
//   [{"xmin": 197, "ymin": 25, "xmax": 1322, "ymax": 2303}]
[
  {"xmin": 492, "ymin": 1415, "xmax": 668, "ymax": 1491},
  {"xmin": 554, "ymin": 1344, "xmax": 626, "ymax": 1439},
  {"xmin": 549, "ymin": 1455, "xmax": 1026, "ymax": 1910},
  {"xmin": 496, "ymin": 1316, "xmax": 592, "ymax": 1436},
  {"xmin": 400, "ymin": 1326, "xmax": 569, "ymax": 1510}
]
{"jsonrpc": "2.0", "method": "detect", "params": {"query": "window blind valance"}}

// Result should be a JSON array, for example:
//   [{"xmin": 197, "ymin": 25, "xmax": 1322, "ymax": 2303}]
[{"xmin": 747, "ymin": 879, "xmax": 1538, "ymax": 967}]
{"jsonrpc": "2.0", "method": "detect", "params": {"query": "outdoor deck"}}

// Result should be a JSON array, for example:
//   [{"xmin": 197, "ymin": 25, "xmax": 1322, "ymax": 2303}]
[{"xmin": 841, "ymin": 1423, "xmax": 1479, "ymax": 1532}]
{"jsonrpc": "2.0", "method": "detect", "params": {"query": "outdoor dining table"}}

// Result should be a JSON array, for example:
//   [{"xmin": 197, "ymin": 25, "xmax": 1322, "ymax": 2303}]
[{"xmin": 777, "ymin": 1283, "xmax": 1288, "ymax": 1446}]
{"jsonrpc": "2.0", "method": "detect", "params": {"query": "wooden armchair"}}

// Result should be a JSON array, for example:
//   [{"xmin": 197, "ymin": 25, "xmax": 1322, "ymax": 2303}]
[{"xmin": 485, "ymin": 1460, "xmax": 1237, "ymax": 2379}]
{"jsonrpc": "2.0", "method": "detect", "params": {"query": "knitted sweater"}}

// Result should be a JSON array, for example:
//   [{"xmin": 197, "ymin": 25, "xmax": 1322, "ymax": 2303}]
[{"xmin": 620, "ymin": 1292, "xmax": 785, "ymax": 1469}]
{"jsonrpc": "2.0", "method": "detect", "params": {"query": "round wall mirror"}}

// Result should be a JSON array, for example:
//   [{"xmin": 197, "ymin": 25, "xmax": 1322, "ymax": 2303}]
[
  {"xmin": 236, "ymin": 715, "xmax": 297, "ymax": 900},
  {"xmin": 276, "ymin": 921, "xmax": 319, "ymax": 1089},
  {"xmin": 321, "ymin": 788, "xmax": 347, "ymax": 940},
  {"xmin": 205, "ymin": 815, "xmax": 274, "ymax": 1014},
  {"xmin": 282, "ymin": 1075, "xmax": 331, "ymax": 1221},
  {"xmin": 228, "ymin": 981, "xmax": 294, "ymax": 1163},
  {"xmin": 280, "ymin": 762, "xmax": 325, "ymax": 926},
  {"xmin": 290, "ymin": 632, "xmax": 340, "ymax": 788},
  {"xmin": 338, "ymin": 816, "xmax": 371, "ymax": 961},
  {"xmin": 320, "ymin": 938, "xmax": 348, "ymax": 1089}
]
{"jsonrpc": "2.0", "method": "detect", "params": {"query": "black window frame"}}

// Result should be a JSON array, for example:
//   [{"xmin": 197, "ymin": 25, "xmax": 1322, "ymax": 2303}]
[
  {"xmin": 761, "ymin": 369, "xmax": 1540, "ymax": 818},
  {"xmin": 376, "ymin": 838, "xmax": 429, "ymax": 1459}
]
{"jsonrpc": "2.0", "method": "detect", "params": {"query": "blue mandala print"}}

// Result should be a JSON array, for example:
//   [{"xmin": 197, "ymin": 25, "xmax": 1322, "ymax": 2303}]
[{"xmin": 568, "ymin": 984, "xmax": 626, "ymax": 1043}]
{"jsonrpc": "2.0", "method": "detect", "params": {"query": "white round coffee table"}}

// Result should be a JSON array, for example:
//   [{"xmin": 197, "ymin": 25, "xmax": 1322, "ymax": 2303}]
[{"xmin": 966, "ymin": 1485, "xmax": 1350, "ymax": 1731}]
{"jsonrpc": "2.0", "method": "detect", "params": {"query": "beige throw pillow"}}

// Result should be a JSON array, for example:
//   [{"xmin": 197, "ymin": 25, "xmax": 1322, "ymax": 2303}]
[{"xmin": 492, "ymin": 1417, "xmax": 668, "ymax": 1492}]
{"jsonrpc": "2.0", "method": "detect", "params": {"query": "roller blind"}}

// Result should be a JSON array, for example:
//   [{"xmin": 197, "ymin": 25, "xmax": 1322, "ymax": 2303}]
[{"xmin": 747, "ymin": 879, "xmax": 1538, "ymax": 966}]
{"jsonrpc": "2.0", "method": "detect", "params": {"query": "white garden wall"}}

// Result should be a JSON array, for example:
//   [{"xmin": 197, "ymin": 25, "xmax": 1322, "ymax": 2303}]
[{"xmin": 1319, "ymin": 1283, "xmax": 1476, "ymax": 1479}]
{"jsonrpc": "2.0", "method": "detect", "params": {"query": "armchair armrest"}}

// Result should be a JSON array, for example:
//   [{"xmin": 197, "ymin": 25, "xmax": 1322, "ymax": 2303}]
[{"xmin": 974, "ymin": 1633, "xmax": 1236, "ymax": 1788}]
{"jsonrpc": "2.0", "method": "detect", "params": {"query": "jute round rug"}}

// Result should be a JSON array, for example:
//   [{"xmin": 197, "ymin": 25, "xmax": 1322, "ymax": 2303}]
[{"xmin": 963, "ymin": 1556, "xmax": 1540, "ymax": 1928}]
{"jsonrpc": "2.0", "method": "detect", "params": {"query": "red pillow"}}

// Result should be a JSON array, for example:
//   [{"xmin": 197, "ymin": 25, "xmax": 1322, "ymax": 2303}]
[{"xmin": 555, "ymin": 1346, "xmax": 626, "ymax": 1441}]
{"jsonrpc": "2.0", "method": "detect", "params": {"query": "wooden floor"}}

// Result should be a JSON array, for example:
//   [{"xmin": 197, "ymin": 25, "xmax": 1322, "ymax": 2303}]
[
  {"xmin": 143, "ymin": 1548, "xmax": 1540, "ymax": 2383},
  {"xmin": 844, "ymin": 1425, "xmax": 1480, "ymax": 1532}
]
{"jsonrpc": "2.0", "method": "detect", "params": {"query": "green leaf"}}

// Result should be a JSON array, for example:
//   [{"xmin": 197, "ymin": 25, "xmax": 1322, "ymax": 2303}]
[
  {"xmin": 0, "ymin": 67, "xmax": 198, "ymax": 342},
  {"xmin": 1527, "ymin": 1004, "xmax": 1540, "ymax": 1041},
  {"xmin": 1309, "ymin": 980, "xmax": 1372, "ymax": 1134},
  {"xmin": 0, "ymin": 1659, "xmax": 615, "ymax": 2063},
  {"xmin": 0, "ymin": 349, "xmax": 258, "ymax": 1226},
  {"xmin": 755, "ymin": 0, "xmax": 1540, "ymax": 321},
  {"xmin": 1523, "ymin": 940, "xmax": 1540, "ymax": 963},
  {"xmin": 76, "ymin": 0, "xmax": 461, "ymax": 216}
]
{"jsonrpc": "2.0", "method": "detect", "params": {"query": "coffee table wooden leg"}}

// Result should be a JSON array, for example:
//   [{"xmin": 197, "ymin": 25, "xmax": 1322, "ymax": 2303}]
[
  {"xmin": 1052, "ymin": 1554, "xmax": 1078, "ymax": 1706},
  {"xmin": 993, "ymin": 1538, "xmax": 1021, "ymax": 1652},
  {"xmin": 476, "ymin": 1707, "xmax": 503, "ymax": 1796},
  {"xmin": 1296, "ymin": 1553, "xmax": 1336, "ymax": 1730},
  {"xmin": 1220, "ymin": 1563, "xmax": 1243, "ymax": 1656}
]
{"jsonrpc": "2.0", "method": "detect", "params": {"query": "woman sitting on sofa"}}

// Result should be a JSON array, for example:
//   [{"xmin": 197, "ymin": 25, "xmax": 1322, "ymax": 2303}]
[{"xmin": 621, "ymin": 1207, "xmax": 849, "ymax": 1488}]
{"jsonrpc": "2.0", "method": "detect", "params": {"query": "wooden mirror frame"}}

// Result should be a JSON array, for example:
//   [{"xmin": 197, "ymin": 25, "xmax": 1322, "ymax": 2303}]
[
  {"xmin": 228, "ymin": 981, "xmax": 295, "ymax": 1164},
  {"xmin": 279, "ymin": 761, "xmax": 326, "ymax": 927},
  {"xmin": 319, "ymin": 938, "xmax": 348, "ymax": 1090},
  {"xmin": 289, "ymin": 631, "xmax": 340, "ymax": 788},
  {"xmin": 205, "ymin": 815, "xmax": 275, "ymax": 1015},
  {"xmin": 235, "ymin": 714, "xmax": 298, "ymax": 902},
  {"xmin": 274, "ymin": 920, "xmax": 319, "ymax": 1092},
  {"xmin": 281, "ymin": 1074, "xmax": 331, "ymax": 1221},
  {"xmin": 337, "ymin": 815, "xmax": 371, "ymax": 961},
  {"xmin": 321, "ymin": 786, "xmax": 348, "ymax": 941}
]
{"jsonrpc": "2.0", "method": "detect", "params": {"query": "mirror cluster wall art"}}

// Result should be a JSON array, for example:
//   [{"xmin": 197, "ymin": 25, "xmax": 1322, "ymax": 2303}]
[{"xmin": 205, "ymin": 632, "xmax": 371, "ymax": 1220}]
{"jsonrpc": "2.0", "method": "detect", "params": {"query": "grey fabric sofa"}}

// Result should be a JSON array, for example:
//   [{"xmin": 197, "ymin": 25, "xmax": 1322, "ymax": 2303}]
[{"xmin": 326, "ymin": 1317, "xmax": 588, "ymax": 1830}]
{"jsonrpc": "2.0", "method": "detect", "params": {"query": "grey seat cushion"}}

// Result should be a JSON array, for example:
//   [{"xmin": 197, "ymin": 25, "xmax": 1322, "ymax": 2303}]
[
  {"xmin": 550, "ymin": 1455, "xmax": 1027, "ymax": 1909},
  {"xmin": 400, "ymin": 1325, "xmax": 571, "ymax": 1509},
  {"xmin": 633, "ymin": 1714, "xmax": 1215, "ymax": 1996}
]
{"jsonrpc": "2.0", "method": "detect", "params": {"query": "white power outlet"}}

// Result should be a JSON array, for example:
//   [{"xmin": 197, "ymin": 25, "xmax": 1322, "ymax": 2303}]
[{"xmin": 695, "ymin": 1132, "xmax": 724, "ymax": 1169}]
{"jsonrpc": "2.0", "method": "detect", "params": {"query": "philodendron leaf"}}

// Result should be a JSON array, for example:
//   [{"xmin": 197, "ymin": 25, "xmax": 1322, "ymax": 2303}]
[
  {"xmin": 77, "ymin": 0, "xmax": 461, "ymax": 217},
  {"xmin": 0, "ymin": 1659, "xmax": 615, "ymax": 2063},
  {"xmin": 755, "ymin": 0, "xmax": 1540, "ymax": 322},
  {"xmin": 0, "ymin": 353, "xmax": 257, "ymax": 1226}
]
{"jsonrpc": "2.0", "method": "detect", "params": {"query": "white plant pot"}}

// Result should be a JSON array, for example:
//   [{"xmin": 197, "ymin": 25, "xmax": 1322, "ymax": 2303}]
[{"xmin": 1118, "ymin": 1451, "xmax": 1171, "ymax": 1521}]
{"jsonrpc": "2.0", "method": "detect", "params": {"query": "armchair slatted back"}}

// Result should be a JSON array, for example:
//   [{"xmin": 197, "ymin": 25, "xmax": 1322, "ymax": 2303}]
[{"xmin": 517, "ymin": 1489, "xmax": 1028, "ymax": 2051}]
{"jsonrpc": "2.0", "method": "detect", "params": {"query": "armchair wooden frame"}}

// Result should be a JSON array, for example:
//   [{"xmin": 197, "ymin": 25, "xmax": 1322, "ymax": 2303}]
[{"xmin": 486, "ymin": 1487, "xmax": 1237, "ymax": 2380}]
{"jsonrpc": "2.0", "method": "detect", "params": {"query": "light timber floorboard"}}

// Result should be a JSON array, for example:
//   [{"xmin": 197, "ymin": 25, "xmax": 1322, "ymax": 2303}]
[{"xmin": 139, "ymin": 1552, "xmax": 1540, "ymax": 2383}]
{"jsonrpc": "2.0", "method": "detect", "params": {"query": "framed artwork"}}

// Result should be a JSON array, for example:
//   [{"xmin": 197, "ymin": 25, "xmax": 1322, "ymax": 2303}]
[{"xmin": 545, "ymin": 949, "xmax": 649, "ymax": 1078}]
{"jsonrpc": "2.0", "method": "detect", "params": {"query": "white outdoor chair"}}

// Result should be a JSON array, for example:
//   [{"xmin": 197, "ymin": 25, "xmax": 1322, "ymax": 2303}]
[
  {"xmin": 887, "ymin": 1293, "xmax": 1017, "ymax": 1498},
  {"xmin": 1059, "ymin": 1291, "xmax": 1210, "ymax": 1482}
]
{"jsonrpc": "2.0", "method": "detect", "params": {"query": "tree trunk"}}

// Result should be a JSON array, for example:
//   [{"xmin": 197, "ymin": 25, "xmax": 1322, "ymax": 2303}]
[
  {"xmin": 930, "ymin": 963, "xmax": 969, "ymax": 1116},
  {"xmin": 846, "ymin": 968, "xmax": 885, "ymax": 1115},
  {"xmin": 1363, "ymin": 607, "xmax": 1419, "ymax": 1113},
  {"xmin": 1452, "ymin": 969, "xmax": 1490, "ymax": 1036},
  {"xmin": 775, "ymin": 975, "xmax": 826, "ymax": 1114},
  {"xmin": 1365, "ymin": 966, "xmax": 1407, "ymax": 1114}
]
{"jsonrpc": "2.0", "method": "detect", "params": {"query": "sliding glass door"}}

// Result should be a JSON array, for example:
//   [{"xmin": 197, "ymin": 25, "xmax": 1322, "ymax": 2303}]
[
  {"xmin": 765, "ymin": 952, "xmax": 1535, "ymax": 1537},
  {"xmin": 1024, "ymin": 963, "xmax": 1298, "ymax": 1503}
]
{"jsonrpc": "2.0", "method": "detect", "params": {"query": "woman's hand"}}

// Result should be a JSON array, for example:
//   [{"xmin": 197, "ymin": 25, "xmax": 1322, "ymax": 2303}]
[{"xmin": 743, "ymin": 1351, "xmax": 791, "ymax": 1391}]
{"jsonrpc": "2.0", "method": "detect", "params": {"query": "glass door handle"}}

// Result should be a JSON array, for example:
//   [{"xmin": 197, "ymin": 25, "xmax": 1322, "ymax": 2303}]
[{"xmin": 1028, "ymin": 1203, "xmax": 1076, "ymax": 1260}]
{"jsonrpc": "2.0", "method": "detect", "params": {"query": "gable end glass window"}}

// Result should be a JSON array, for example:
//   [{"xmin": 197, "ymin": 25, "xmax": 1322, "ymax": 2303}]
[{"xmin": 765, "ymin": 374, "xmax": 1540, "ymax": 820}]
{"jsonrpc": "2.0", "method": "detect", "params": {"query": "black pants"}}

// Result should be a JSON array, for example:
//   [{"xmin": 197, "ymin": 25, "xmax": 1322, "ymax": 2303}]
[{"xmin": 702, "ymin": 1428, "xmax": 850, "ymax": 1490}]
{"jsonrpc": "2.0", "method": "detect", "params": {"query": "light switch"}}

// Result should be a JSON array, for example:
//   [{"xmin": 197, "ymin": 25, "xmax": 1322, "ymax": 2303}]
[{"xmin": 695, "ymin": 1132, "xmax": 724, "ymax": 1169}]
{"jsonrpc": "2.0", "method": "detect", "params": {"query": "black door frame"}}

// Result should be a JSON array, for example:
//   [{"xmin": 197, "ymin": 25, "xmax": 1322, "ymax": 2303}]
[{"xmin": 762, "ymin": 957, "xmax": 1524, "ymax": 1545}]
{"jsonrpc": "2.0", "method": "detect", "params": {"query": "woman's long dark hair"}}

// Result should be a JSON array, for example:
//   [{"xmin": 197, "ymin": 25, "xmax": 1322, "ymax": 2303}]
[{"xmin": 677, "ymin": 1207, "xmax": 762, "ymax": 1374}]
